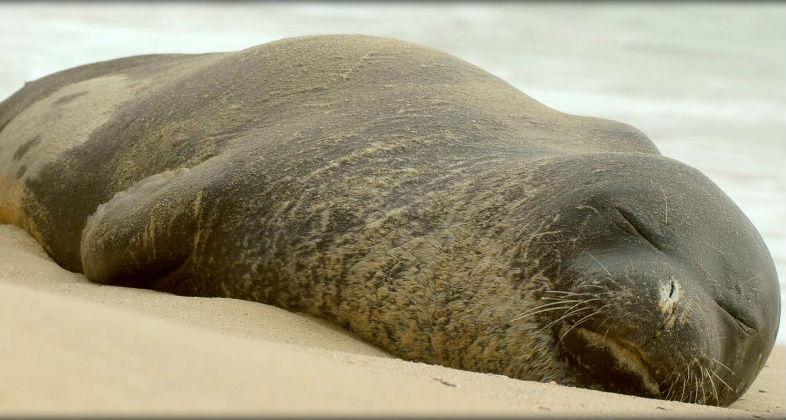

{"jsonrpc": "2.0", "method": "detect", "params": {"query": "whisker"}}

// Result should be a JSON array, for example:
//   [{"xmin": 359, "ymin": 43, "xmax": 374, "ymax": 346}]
[
  {"xmin": 540, "ymin": 305, "xmax": 595, "ymax": 331},
  {"xmin": 539, "ymin": 296, "xmax": 589, "ymax": 302},
  {"xmin": 513, "ymin": 300, "xmax": 584, "ymax": 315},
  {"xmin": 583, "ymin": 250, "xmax": 612, "ymax": 277},
  {"xmin": 559, "ymin": 308, "xmax": 605, "ymax": 342},
  {"xmin": 596, "ymin": 313, "xmax": 614, "ymax": 331},
  {"xmin": 679, "ymin": 366, "xmax": 690, "ymax": 401},
  {"xmin": 709, "ymin": 370, "xmax": 733, "ymax": 392},
  {"xmin": 542, "ymin": 290, "xmax": 595, "ymax": 295},
  {"xmin": 660, "ymin": 365, "xmax": 679, "ymax": 389},
  {"xmin": 509, "ymin": 305, "xmax": 574, "ymax": 322},
  {"xmin": 576, "ymin": 283, "xmax": 610, "ymax": 291},
  {"xmin": 706, "ymin": 355, "xmax": 733, "ymax": 375},
  {"xmin": 702, "ymin": 365, "xmax": 719, "ymax": 407},
  {"xmin": 672, "ymin": 361, "xmax": 689, "ymax": 401},
  {"xmin": 510, "ymin": 298, "xmax": 594, "ymax": 321},
  {"xmin": 538, "ymin": 297, "xmax": 602, "ymax": 320},
  {"xmin": 666, "ymin": 370, "xmax": 682, "ymax": 401},
  {"xmin": 536, "ymin": 298, "xmax": 588, "ymax": 304},
  {"xmin": 690, "ymin": 368, "xmax": 699, "ymax": 404},
  {"xmin": 601, "ymin": 317, "xmax": 614, "ymax": 345},
  {"xmin": 738, "ymin": 273, "xmax": 761, "ymax": 288}
]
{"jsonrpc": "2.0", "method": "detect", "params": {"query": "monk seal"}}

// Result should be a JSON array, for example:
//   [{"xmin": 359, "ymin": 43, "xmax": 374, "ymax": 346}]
[{"xmin": 0, "ymin": 35, "xmax": 779, "ymax": 406}]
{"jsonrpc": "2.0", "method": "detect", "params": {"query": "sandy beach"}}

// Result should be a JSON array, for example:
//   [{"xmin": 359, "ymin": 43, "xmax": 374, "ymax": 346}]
[
  {"xmin": 0, "ymin": 3, "xmax": 783, "ymax": 417},
  {"xmin": 0, "ymin": 224, "xmax": 782, "ymax": 417}
]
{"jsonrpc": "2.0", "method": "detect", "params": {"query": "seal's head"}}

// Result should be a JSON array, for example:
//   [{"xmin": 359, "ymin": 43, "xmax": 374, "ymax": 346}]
[{"xmin": 524, "ymin": 152, "xmax": 779, "ymax": 406}]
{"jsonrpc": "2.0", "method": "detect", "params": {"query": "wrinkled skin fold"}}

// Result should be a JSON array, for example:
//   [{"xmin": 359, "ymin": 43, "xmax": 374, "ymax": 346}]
[{"xmin": 0, "ymin": 35, "xmax": 779, "ymax": 406}]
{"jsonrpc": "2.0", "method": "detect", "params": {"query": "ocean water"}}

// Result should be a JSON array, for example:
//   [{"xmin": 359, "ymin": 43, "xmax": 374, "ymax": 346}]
[{"xmin": 0, "ymin": 3, "xmax": 784, "ymax": 342}]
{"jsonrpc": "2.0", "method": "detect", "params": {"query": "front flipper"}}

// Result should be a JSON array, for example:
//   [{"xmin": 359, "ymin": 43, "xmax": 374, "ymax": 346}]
[{"xmin": 80, "ymin": 167, "xmax": 207, "ymax": 291}]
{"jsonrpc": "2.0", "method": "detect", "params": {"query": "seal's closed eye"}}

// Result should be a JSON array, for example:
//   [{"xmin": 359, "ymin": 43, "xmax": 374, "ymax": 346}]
[
  {"xmin": 613, "ymin": 207, "xmax": 662, "ymax": 252},
  {"xmin": 715, "ymin": 298, "xmax": 758, "ymax": 334}
]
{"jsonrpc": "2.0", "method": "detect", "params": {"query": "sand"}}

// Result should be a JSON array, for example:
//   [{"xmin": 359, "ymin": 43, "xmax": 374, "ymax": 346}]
[{"xmin": 0, "ymin": 223, "xmax": 782, "ymax": 417}]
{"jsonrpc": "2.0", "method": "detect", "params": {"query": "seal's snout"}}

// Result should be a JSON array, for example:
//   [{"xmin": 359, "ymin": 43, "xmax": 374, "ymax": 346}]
[
  {"xmin": 553, "ymin": 245, "xmax": 774, "ymax": 406},
  {"xmin": 552, "ymin": 247, "xmax": 742, "ymax": 405}
]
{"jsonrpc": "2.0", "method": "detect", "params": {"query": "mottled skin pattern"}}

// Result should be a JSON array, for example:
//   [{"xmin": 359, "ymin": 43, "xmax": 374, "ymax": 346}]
[{"xmin": 0, "ymin": 35, "xmax": 779, "ymax": 406}]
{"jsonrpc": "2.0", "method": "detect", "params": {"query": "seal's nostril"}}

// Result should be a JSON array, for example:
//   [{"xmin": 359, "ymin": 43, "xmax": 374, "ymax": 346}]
[
  {"xmin": 661, "ymin": 277, "xmax": 680, "ymax": 304},
  {"xmin": 660, "ymin": 277, "xmax": 681, "ymax": 328}
]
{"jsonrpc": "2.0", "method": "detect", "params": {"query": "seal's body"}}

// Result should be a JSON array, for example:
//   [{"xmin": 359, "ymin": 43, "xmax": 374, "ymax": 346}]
[{"xmin": 0, "ymin": 35, "xmax": 779, "ymax": 406}]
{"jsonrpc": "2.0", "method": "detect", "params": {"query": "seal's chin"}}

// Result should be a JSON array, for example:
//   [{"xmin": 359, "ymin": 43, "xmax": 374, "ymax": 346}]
[{"xmin": 560, "ymin": 327, "xmax": 661, "ymax": 399}]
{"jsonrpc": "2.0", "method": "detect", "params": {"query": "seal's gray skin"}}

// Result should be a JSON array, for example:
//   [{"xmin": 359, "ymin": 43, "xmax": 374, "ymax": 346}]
[{"xmin": 0, "ymin": 35, "xmax": 779, "ymax": 406}]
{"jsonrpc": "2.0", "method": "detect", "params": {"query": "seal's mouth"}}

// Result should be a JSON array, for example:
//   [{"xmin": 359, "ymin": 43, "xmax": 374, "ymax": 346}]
[{"xmin": 560, "ymin": 326, "xmax": 661, "ymax": 398}]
